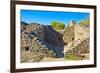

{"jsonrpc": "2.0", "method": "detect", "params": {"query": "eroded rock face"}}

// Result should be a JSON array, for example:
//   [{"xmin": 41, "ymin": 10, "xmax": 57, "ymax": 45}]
[
  {"xmin": 63, "ymin": 25, "xmax": 75, "ymax": 45},
  {"xmin": 21, "ymin": 23, "xmax": 49, "ymax": 63},
  {"xmin": 21, "ymin": 22, "xmax": 64, "ymax": 62},
  {"xmin": 64, "ymin": 38, "xmax": 89, "ymax": 60},
  {"xmin": 63, "ymin": 20, "xmax": 89, "ymax": 60},
  {"xmin": 21, "ymin": 32, "xmax": 52, "ymax": 63},
  {"xmin": 26, "ymin": 23, "xmax": 45, "ymax": 41}
]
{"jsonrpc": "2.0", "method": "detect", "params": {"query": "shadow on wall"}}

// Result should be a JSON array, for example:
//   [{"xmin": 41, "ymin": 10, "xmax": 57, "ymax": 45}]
[{"xmin": 44, "ymin": 25, "xmax": 64, "ymax": 58}]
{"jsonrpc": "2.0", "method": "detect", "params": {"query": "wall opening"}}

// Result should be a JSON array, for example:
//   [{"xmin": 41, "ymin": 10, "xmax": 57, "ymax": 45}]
[{"xmin": 25, "ymin": 47, "xmax": 29, "ymax": 51}]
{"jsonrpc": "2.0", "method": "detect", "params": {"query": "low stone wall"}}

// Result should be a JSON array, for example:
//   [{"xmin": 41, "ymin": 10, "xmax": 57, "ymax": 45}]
[{"xmin": 64, "ymin": 38, "xmax": 89, "ymax": 60}]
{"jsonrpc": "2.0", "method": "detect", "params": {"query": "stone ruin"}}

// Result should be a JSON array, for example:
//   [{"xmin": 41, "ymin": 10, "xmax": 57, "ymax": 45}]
[
  {"xmin": 21, "ymin": 20, "xmax": 90, "ymax": 62},
  {"xmin": 21, "ymin": 22, "xmax": 64, "ymax": 63},
  {"xmin": 63, "ymin": 20, "xmax": 89, "ymax": 60}
]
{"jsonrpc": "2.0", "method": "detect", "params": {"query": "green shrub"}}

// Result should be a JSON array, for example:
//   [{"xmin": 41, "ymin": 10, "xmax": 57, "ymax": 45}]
[
  {"xmin": 79, "ymin": 17, "xmax": 90, "ymax": 27},
  {"xmin": 51, "ymin": 21, "xmax": 65, "ymax": 30},
  {"xmin": 65, "ymin": 54, "xmax": 80, "ymax": 60}
]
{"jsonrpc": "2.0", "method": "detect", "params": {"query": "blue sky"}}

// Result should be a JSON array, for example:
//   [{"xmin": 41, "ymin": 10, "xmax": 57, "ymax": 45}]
[{"xmin": 21, "ymin": 9, "xmax": 89, "ymax": 25}]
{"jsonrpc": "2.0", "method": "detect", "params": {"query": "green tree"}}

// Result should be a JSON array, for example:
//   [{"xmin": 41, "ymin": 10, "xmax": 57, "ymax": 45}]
[{"xmin": 51, "ymin": 21, "xmax": 65, "ymax": 30}]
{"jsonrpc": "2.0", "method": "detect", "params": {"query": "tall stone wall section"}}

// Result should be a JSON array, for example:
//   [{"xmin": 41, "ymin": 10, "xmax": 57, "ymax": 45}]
[{"xmin": 21, "ymin": 23, "xmax": 53, "ymax": 63}]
